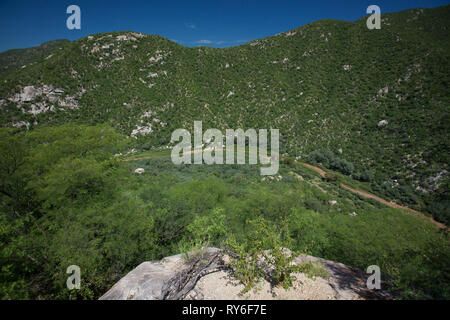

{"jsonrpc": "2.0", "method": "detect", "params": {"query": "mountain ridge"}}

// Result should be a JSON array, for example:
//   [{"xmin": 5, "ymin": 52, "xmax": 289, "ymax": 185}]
[{"xmin": 0, "ymin": 39, "xmax": 70, "ymax": 74}]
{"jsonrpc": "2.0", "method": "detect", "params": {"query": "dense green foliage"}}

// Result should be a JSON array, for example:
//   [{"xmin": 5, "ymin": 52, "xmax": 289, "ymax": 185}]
[
  {"xmin": 0, "ymin": 40, "xmax": 70, "ymax": 74},
  {"xmin": 0, "ymin": 124, "xmax": 448, "ymax": 299}
]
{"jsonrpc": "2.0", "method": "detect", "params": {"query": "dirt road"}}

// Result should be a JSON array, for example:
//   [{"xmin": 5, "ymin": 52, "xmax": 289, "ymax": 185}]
[
  {"xmin": 300, "ymin": 162, "xmax": 447, "ymax": 230},
  {"xmin": 122, "ymin": 151, "xmax": 447, "ymax": 230}
]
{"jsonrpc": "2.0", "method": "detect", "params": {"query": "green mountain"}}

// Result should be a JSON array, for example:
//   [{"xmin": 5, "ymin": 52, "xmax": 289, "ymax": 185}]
[
  {"xmin": 0, "ymin": 39, "xmax": 70, "ymax": 74},
  {"xmin": 0, "ymin": 5, "xmax": 448, "ymax": 225}
]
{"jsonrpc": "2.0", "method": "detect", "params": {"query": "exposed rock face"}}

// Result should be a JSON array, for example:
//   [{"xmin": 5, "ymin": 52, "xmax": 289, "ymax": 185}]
[
  {"xmin": 100, "ymin": 248, "xmax": 393, "ymax": 300},
  {"xmin": 7, "ymin": 85, "xmax": 85, "ymax": 118},
  {"xmin": 20, "ymin": 86, "xmax": 39, "ymax": 102}
]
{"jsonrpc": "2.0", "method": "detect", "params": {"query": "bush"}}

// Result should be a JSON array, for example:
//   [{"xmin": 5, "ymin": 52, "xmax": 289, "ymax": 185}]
[
  {"xmin": 226, "ymin": 216, "xmax": 303, "ymax": 292},
  {"xmin": 306, "ymin": 149, "xmax": 354, "ymax": 176},
  {"xmin": 281, "ymin": 157, "xmax": 295, "ymax": 166},
  {"xmin": 324, "ymin": 172, "xmax": 338, "ymax": 182},
  {"xmin": 354, "ymin": 170, "xmax": 374, "ymax": 182}
]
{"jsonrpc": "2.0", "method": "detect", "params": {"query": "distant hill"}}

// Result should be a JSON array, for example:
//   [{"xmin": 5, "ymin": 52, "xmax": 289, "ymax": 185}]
[
  {"xmin": 0, "ymin": 6, "xmax": 448, "ymax": 223},
  {"xmin": 0, "ymin": 39, "xmax": 70, "ymax": 74}
]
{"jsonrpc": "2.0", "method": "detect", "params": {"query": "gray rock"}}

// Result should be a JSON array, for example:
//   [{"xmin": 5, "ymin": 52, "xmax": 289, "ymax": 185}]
[
  {"xmin": 100, "ymin": 248, "xmax": 221, "ymax": 300},
  {"xmin": 20, "ymin": 86, "xmax": 39, "ymax": 102},
  {"xmin": 378, "ymin": 120, "xmax": 389, "ymax": 127},
  {"xmin": 134, "ymin": 168, "xmax": 145, "ymax": 174},
  {"xmin": 100, "ymin": 247, "xmax": 393, "ymax": 300},
  {"xmin": 100, "ymin": 258, "xmax": 180, "ymax": 300}
]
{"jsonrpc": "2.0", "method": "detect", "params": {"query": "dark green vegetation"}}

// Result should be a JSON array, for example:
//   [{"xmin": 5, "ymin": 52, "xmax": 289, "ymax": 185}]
[
  {"xmin": 0, "ymin": 40, "xmax": 70, "ymax": 75},
  {"xmin": 0, "ymin": 6, "xmax": 449, "ymax": 299},
  {"xmin": 0, "ymin": 124, "xmax": 448, "ymax": 299}
]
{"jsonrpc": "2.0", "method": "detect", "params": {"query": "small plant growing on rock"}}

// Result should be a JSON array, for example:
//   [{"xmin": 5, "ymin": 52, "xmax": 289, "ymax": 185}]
[
  {"xmin": 264, "ymin": 246, "xmax": 301, "ymax": 290},
  {"xmin": 225, "ymin": 236, "xmax": 264, "ymax": 294},
  {"xmin": 226, "ymin": 216, "xmax": 304, "ymax": 292}
]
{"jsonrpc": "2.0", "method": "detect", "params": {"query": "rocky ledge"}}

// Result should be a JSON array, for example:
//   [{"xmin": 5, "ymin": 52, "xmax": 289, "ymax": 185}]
[{"xmin": 100, "ymin": 247, "xmax": 393, "ymax": 300}]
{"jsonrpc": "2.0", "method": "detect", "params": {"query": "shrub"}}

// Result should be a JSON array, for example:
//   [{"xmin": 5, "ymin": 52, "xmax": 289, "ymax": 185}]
[
  {"xmin": 324, "ymin": 172, "xmax": 338, "ymax": 182},
  {"xmin": 226, "ymin": 216, "xmax": 304, "ymax": 292},
  {"xmin": 306, "ymin": 149, "xmax": 354, "ymax": 176},
  {"xmin": 281, "ymin": 157, "xmax": 295, "ymax": 166}
]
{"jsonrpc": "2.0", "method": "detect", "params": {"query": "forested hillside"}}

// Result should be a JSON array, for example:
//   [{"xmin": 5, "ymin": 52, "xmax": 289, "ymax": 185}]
[{"xmin": 0, "ymin": 39, "xmax": 69, "ymax": 74}]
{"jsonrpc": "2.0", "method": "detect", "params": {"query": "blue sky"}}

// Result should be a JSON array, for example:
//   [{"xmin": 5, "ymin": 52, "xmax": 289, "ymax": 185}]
[{"xmin": 0, "ymin": 0, "xmax": 449, "ymax": 52}]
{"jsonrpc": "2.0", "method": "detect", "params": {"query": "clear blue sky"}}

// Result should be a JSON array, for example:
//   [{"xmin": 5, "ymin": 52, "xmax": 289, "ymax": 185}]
[{"xmin": 0, "ymin": 0, "xmax": 449, "ymax": 52}]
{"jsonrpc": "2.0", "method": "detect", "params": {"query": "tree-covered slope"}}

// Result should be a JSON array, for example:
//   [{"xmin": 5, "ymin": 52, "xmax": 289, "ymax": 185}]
[
  {"xmin": 0, "ymin": 6, "xmax": 449, "ymax": 223},
  {"xmin": 0, "ymin": 39, "xmax": 70, "ymax": 75}
]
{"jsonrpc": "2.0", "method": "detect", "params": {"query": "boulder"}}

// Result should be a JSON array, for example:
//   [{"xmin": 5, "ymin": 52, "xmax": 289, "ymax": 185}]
[
  {"xmin": 134, "ymin": 168, "xmax": 145, "ymax": 174},
  {"xmin": 378, "ymin": 120, "xmax": 389, "ymax": 127},
  {"xmin": 100, "ymin": 247, "xmax": 393, "ymax": 300}
]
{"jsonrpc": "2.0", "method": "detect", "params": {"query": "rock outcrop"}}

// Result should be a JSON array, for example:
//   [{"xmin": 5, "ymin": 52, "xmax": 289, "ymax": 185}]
[
  {"xmin": 100, "ymin": 248, "xmax": 394, "ymax": 300},
  {"xmin": 378, "ymin": 119, "xmax": 389, "ymax": 127},
  {"xmin": 134, "ymin": 168, "xmax": 145, "ymax": 174},
  {"xmin": 7, "ymin": 85, "xmax": 85, "ymax": 118}
]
